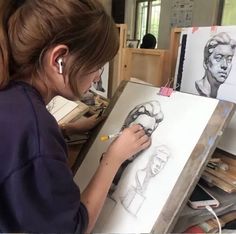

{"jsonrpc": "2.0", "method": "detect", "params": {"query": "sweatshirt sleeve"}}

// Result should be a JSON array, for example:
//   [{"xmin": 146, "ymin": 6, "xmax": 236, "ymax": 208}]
[{"xmin": 0, "ymin": 156, "xmax": 88, "ymax": 233}]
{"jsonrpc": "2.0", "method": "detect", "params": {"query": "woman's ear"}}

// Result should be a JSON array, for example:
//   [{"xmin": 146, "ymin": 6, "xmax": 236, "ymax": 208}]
[{"xmin": 49, "ymin": 45, "xmax": 69, "ymax": 76}]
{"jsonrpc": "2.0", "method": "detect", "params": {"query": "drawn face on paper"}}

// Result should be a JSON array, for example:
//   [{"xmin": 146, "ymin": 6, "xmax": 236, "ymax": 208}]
[
  {"xmin": 122, "ymin": 101, "xmax": 164, "ymax": 137},
  {"xmin": 206, "ymin": 44, "xmax": 234, "ymax": 84},
  {"xmin": 150, "ymin": 148, "xmax": 169, "ymax": 176}
]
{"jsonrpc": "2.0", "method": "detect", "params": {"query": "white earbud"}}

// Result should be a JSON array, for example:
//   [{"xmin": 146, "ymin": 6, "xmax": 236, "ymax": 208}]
[{"xmin": 56, "ymin": 57, "xmax": 64, "ymax": 74}]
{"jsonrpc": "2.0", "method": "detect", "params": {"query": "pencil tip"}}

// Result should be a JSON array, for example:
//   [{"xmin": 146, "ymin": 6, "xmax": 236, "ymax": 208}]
[{"xmin": 100, "ymin": 136, "xmax": 109, "ymax": 141}]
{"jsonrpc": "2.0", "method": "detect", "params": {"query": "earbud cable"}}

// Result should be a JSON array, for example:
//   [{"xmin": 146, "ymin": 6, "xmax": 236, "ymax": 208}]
[{"xmin": 205, "ymin": 205, "xmax": 221, "ymax": 234}]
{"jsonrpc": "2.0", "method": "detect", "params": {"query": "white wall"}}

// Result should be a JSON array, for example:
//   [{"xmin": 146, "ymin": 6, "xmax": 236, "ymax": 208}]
[
  {"xmin": 158, "ymin": 0, "xmax": 221, "ymax": 49},
  {"xmin": 125, "ymin": 0, "xmax": 136, "ymax": 39}
]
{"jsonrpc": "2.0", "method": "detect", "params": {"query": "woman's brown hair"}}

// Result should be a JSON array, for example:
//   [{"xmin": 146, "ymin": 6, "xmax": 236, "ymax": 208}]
[{"xmin": 0, "ymin": 0, "xmax": 119, "ymax": 96}]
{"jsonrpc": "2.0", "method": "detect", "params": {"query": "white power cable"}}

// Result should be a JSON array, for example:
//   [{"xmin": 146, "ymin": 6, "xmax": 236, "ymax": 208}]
[{"xmin": 205, "ymin": 205, "xmax": 222, "ymax": 234}]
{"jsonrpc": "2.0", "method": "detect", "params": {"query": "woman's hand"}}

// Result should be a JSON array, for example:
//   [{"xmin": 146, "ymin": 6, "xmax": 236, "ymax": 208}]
[
  {"xmin": 81, "ymin": 124, "xmax": 151, "ymax": 233},
  {"xmin": 104, "ymin": 124, "xmax": 151, "ymax": 165}
]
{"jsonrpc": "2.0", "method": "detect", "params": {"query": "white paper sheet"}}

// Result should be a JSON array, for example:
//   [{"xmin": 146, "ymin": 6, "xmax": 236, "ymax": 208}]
[{"xmin": 47, "ymin": 96, "xmax": 78, "ymax": 122}]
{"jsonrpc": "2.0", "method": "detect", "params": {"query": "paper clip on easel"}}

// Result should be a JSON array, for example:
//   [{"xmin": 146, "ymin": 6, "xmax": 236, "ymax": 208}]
[
  {"xmin": 158, "ymin": 79, "xmax": 174, "ymax": 97},
  {"xmin": 158, "ymin": 79, "xmax": 180, "ymax": 97}
]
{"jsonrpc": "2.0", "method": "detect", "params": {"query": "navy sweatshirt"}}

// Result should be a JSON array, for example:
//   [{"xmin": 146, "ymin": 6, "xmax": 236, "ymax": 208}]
[{"xmin": 0, "ymin": 81, "xmax": 88, "ymax": 233}]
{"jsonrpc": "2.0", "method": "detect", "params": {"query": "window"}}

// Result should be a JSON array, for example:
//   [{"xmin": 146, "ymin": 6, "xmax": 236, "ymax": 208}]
[
  {"xmin": 134, "ymin": 0, "xmax": 161, "ymax": 44},
  {"xmin": 221, "ymin": 0, "xmax": 236, "ymax": 25}
]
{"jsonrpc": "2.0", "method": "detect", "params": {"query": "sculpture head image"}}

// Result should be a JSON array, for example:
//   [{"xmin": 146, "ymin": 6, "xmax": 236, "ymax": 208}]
[
  {"xmin": 121, "ymin": 100, "xmax": 164, "ymax": 136},
  {"xmin": 204, "ymin": 32, "xmax": 236, "ymax": 84},
  {"xmin": 195, "ymin": 32, "xmax": 236, "ymax": 98}
]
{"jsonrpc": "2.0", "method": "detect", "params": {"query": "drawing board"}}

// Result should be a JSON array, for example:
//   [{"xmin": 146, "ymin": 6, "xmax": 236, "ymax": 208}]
[
  {"xmin": 74, "ymin": 81, "xmax": 223, "ymax": 233},
  {"xmin": 174, "ymin": 26, "xmax": 236, "ymax": 155}
]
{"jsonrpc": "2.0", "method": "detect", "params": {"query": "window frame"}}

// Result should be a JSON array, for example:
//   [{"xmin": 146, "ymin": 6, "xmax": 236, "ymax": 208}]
[{"xmin": 134, "ymin": 0, "xmax": 161, "ymax": 40}]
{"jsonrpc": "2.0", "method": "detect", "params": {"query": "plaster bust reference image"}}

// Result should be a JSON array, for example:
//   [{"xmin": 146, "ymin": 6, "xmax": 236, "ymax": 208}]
[{"xmin": 195, "ymin": 32, "xmax": 236, "ymax": 98}]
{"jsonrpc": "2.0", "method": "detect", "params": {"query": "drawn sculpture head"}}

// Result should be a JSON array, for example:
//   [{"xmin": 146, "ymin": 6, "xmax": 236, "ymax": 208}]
[
  {"xmin": 109, "ymin": 101, "xmax": 164, "ymax": 195},
  {"xmin": 148, "ymin": 145, "xmax": 170, "ymax": 176},
  {"xmin": 204, "ymin": 32, "xmax": 236, "ymax": 85},
  {"xmin": 119, "ymin": 145, "xmax": 171, "ymax": 216},
  {"xmin": 135, "ymin": 145, "xmax": 171, "ymax": 193},
  {"xmin": 121, "ymin": 100, "xmax": 164, "ymax": 136}
]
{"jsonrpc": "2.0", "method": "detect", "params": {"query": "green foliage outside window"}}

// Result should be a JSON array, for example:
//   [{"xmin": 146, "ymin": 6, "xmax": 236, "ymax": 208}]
[{"xmin": 221, "ymin": 0, "xmax": 236, "ymax": 25}]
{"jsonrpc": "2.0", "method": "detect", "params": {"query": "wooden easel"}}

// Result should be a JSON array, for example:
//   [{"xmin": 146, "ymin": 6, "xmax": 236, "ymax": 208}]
[
  {"xmin": 169, "ymin": 27, "xmax": 182, "ymax": 81},
  {"xmin": 109, "ymin": 24, "xmax": 171, "ymax": 97},
  {"xmin": 72, "ymin": 80, "xmax": 235, "ymax": 233},
  {"xmin": 109, "ymin": 24, "xmax": 127, "ymax": 98},
  {"xmin": 121, "ymin": 48, "xmax": 170, "ymax": 87}
]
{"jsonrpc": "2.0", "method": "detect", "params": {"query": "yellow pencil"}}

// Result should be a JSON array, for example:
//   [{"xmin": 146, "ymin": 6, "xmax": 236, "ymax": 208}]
[{"xmin": 100, "ymin": 132, "xmax": 122, "ymax": 141}]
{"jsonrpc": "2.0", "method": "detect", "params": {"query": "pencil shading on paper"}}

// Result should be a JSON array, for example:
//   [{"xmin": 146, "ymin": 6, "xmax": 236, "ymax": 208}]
[
  {"xmin": 93, "ymin": 78, "xmax": 105, "ymax": 92},
  {"xmin": 74, "ymin": 82, "xmax": 219, "ymax": 233},
  {"xmin": 90, "ymin": 62, "xmax": 109, "ymax": 98},
  {"xmin": 110, "ymin": 100, "xmax": 164, "ymax": 196},
  {"xmin": 121, "ymin": 101, "xmax": 164, "ymax": 136},
  {"xmin": 120, "ymin": 145, "xmax": 170, "ymax": 216}
]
